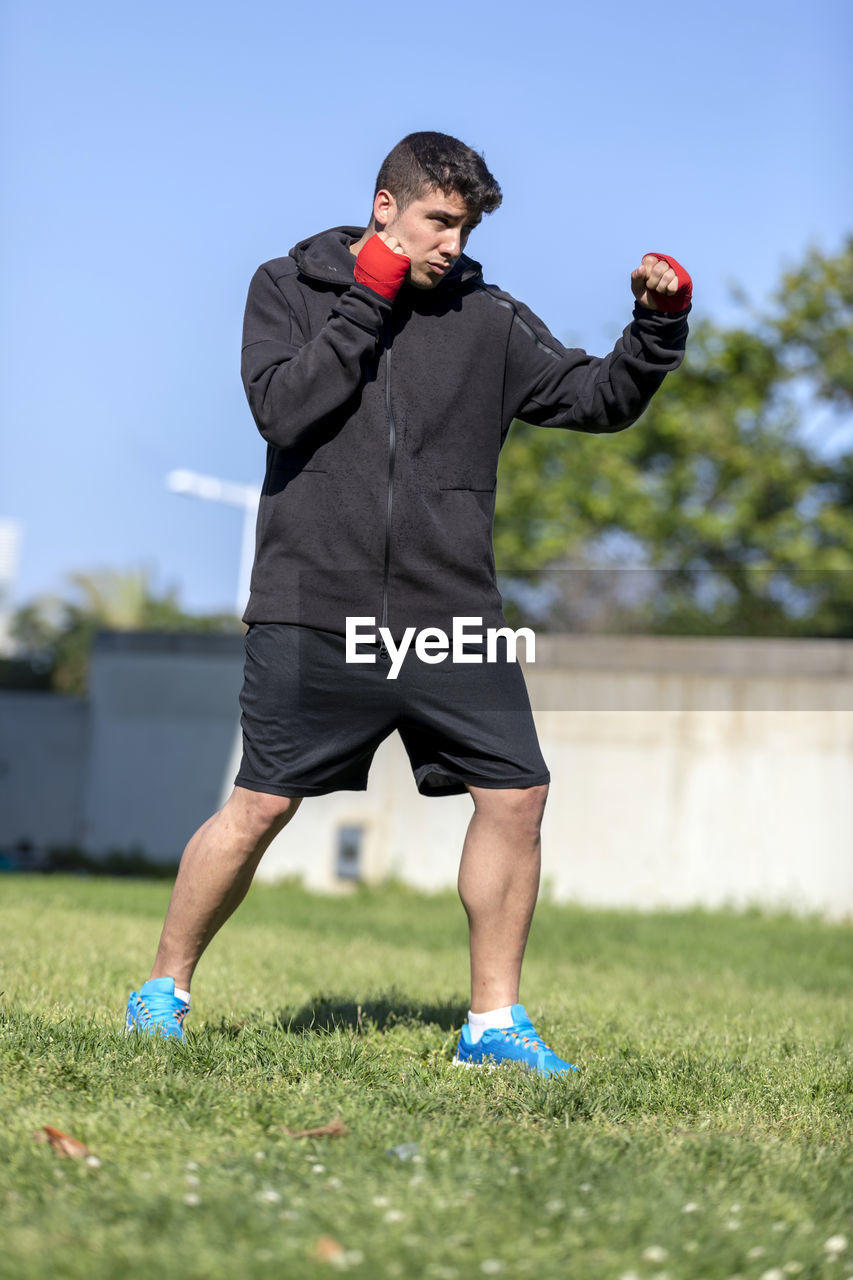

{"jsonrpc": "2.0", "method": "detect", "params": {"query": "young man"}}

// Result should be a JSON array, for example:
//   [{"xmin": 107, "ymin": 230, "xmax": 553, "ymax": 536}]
[{"xmin": 126, "ymin": 132, "xmax": 691, "ymax": 1074}]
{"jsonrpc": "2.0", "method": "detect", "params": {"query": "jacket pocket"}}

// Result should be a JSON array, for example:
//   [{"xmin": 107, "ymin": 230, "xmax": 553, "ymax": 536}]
[
  {"xmin": 255, "ymin": 469, "xmax": 332, "ymax": 558},
  {"xmin": 434, "ymin": 474, "xmax": 498, "ymax": 575},
  {"xmin": 437, "ymin": 469, "xmax": 496, "ymax": 493},
  {"xmin": 264, "ymin": 457, "xmax": 327, "ymax": 498}
]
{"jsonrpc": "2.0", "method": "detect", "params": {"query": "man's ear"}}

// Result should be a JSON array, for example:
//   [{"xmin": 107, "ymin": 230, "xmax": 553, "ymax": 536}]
[{"xmin": 373, "ymin": 189, "xmax": 397, "ymax": 229}]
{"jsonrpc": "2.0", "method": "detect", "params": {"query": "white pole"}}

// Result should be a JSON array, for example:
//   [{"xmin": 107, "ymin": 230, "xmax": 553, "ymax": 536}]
[
  {"xmin": 166, "ymin": 470, "xmax": 261, "ymax": 618},
  {"xmin": 237, "ymin": 498, "xmax": 257, "ymax": 617}
]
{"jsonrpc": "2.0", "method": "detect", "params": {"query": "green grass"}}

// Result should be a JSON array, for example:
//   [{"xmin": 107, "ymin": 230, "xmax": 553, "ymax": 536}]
[{"xmin": 1, "ymin": 875, "xmax": 851, "ymax": 1280}]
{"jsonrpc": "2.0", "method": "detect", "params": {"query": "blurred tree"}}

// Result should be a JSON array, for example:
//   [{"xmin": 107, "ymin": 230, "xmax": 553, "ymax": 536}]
[
  {"xmin": 494, "ymin": 236, "xmax": 853, "ymax": 636},
  {"xmin": 770, "ymin": 234, "xmax": 853, "ymax": 408},
  {"xmin": 10, "ymin": 567, "xmax": 242, "ymax": 694}
]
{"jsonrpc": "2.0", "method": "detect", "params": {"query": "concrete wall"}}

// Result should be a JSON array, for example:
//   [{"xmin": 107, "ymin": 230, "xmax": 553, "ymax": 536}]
[
  {"xmin": 0, "ymin": 691, "xmax": 88, "ymax": 848},
  {"xmin": 82, "ymin": 632, "xmax": 244, "ymax": 856},
  {"xmin": 529, "ymin": 636, "xmax": 853, "ymax": 917},
  {"xmin": 1, "ymin": 630, "xmax": 851, "ymax": 919},
  {"xmin": 0, "ymin": 632, "xmax": 244, "ymax": 859}
]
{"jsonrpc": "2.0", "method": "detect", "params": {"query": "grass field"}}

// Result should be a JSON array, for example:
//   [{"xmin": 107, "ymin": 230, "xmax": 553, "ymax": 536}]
[{"xmin": 1, "ymin": 874, "xmax": 851, "ymax": 1280}]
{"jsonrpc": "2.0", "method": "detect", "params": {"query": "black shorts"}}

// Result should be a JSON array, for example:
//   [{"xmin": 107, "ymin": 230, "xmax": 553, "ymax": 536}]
[{"xmin": 235, "ymin": 623, "xmax": 550, "ymax": 798}]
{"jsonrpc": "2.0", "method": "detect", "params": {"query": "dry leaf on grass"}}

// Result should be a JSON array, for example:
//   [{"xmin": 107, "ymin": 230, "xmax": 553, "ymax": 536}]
[
  {"xmin": 34, "ymin": 1126, "xmax": 93, "ymax": 1159},
  {"xmin": 313, "ymin": 1236, "xmax": 345, "ymax": 1262},
  {"xmin": 282, "ymin": 1117, "xmax": 349, "ymax": 1139}
]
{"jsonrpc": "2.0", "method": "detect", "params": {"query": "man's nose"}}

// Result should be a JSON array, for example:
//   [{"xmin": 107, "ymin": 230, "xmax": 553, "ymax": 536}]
[{"xmin": 442, "ymin": 229, "xmax": 462, "ymax": 258}]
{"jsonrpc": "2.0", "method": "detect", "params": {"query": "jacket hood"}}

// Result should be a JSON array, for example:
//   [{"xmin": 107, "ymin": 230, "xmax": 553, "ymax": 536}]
[{"xmin": 289, "ymin": 226, "xmax": 483, "ymax": 291}]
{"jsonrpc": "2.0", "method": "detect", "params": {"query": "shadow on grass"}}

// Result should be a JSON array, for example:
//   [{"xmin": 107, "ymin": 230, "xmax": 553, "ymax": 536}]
[{"xmin": 272, "ymin": 992, "xmax": 470, "ymax": 1035}]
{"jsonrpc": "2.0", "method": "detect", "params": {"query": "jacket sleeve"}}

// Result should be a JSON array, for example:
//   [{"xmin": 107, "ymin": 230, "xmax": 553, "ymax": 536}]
[
  {"xmin": 240, "ymin": 264, "xmax": 391, "ymax": 450},
  {"xmin": 503, "ymin": 297, "xmax": 690, "ymax": 434}
]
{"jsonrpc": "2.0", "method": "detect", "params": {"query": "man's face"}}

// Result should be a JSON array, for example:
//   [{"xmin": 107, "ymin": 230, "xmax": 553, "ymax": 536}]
[{"xmin": 381, "ymin": 189, "xmax": 480, "ymax": 290}]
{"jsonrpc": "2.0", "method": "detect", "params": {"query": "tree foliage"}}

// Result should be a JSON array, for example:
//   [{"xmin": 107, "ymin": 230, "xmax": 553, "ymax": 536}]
[
  {"xmin": 494, "ymin": 235, "xmax": 853, "ymax": 636},
  {"xmin": 770, "ymin": 237, "xmax": 853, "ymax": 408},
  {"xmin": 9, "ymin": 567, "xmax": 242, "ymax": 694}
]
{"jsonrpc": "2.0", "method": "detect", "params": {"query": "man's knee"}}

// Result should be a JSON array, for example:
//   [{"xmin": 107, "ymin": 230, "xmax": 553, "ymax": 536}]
[
  {"xmin": 229, "ymin": 787, "xmax": 301, "ymax": 839},
  {"xmin": 470, "ymin": 783, "xmax": 549, "ymax": 835}
]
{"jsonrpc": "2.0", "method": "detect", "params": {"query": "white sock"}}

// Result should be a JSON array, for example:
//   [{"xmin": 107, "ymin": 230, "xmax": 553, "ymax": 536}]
[
  {"xmin": 175, "ymin": 987, "xmax": 191, "ymax": 1004},
  {"xmin": 466, "ymin": 1005, "xmax": 516, "ymax": 1044}
]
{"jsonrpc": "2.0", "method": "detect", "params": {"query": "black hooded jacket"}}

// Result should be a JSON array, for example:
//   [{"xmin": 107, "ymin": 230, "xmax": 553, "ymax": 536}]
[{"xmin": 240, "ymin": 227, "xmax": 690, "ymax": 637}]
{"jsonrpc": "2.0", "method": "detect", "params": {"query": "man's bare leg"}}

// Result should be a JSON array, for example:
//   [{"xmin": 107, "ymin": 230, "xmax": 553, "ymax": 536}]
[
  {"xmin": 148, "ymin": 786, "xmax": 301, "ymax": 991},
  {"xmin": 458, "ymin": 784, "xmax": 548, "ymax": 1012}
]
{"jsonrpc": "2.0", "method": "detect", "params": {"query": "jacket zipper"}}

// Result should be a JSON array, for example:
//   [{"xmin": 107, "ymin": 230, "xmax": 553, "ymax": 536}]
[{"xmin": 379, "ymin": 343, "xmax": 396, "ymax": 650}]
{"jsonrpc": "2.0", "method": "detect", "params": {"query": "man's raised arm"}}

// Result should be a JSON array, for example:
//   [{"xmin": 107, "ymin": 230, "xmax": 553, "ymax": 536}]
[
  {"xmin": 503, "ymin": 253, "xmax": 692, "ymax": 435},
  {"xmin": 240, "ymin": 233, "xmax": 410, "ymax": 451}
]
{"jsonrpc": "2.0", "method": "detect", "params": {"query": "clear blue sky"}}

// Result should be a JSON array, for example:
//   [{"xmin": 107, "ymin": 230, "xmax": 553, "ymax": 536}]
[{"xmin": 1, "ymin": 0, "xmax": 851, "ymax": 616}]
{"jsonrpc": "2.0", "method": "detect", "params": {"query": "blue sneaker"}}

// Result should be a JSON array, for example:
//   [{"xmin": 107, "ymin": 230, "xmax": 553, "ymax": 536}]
[
  {"xmin": 454, "ymin": 1005, "xmax": 577, "ymax": 1077},
  {"xmin": 125, "ymin": 977, "xmax": 188, "ymax": 1040}
]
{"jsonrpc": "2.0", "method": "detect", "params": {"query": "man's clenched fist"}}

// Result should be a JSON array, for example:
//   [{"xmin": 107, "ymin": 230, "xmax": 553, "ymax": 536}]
[
  {"xmin": 354, "ymin": 231, "xmax": 410, "ymax": 301},
  {"xmin": 631, "ymin": 253, "xmax": 692, "ymax": 314}
]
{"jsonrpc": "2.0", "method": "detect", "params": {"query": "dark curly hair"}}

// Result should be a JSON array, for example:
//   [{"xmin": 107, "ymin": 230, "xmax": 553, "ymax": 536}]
[{"xmin": 374, "ymin": 131, "xmax": 502, "ymax": 219}]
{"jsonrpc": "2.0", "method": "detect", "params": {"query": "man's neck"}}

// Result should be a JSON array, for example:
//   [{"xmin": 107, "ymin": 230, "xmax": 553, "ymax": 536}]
[{"xmin": 349, "ymin": 224, "xmax": 375, "ymax": 257}]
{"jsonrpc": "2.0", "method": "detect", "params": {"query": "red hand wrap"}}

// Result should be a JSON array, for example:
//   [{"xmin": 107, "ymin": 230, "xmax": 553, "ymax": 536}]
[
  {"xmin": 353, "ymin": 235, "xmax": 410, "ymax": 301},
  {"xmin": 644, "ymin": 252, "xmax": 692, "ymax": 314}
]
